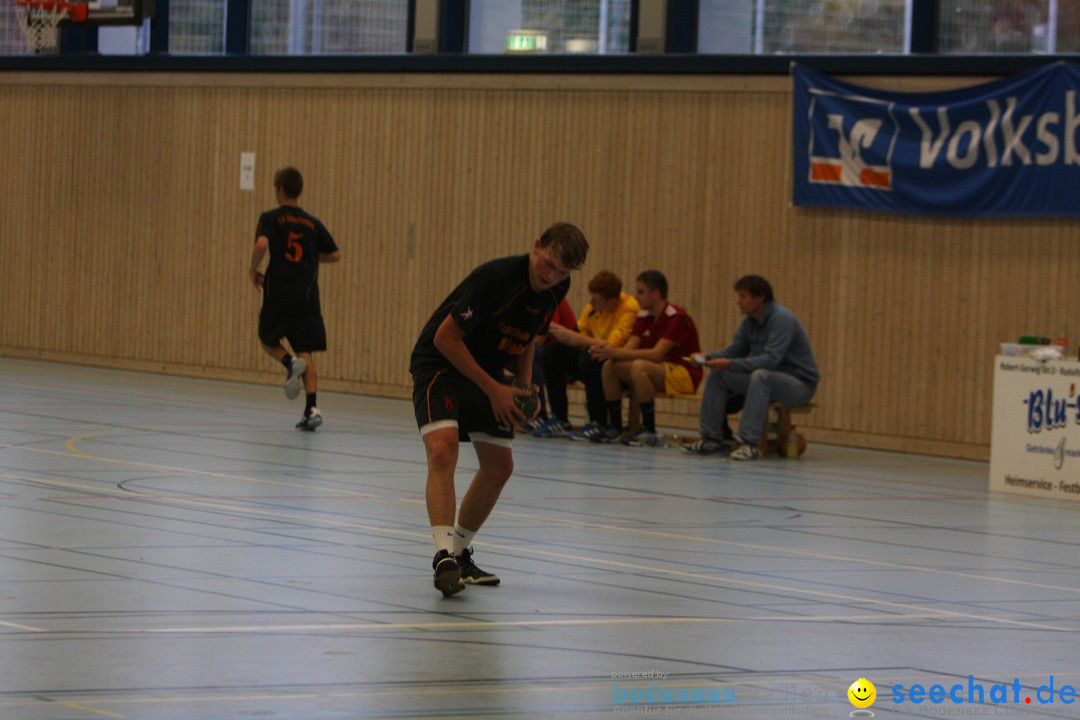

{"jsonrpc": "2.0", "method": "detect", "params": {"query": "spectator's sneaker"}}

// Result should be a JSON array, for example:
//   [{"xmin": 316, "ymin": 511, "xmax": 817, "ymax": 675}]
[
  {"xmin": 456, "ymin": 547, "xmax": 500, "ymax": 586},
  {"xmin": 568, "ymin": 422, "xmax": 604, "ymax": 442},
  {"xmin": 284, "ymin": 356, "xmax": 307, "ymax": 399},
  {"xmin": 620, "ymin": 428, "xmax": 664, "ymax": 447},
  {"xmin": 681, "ymin": 438, "xmax": 724, "ymax": 455},
  {"xmin": 296, "ymin": 408, "xmax": 322, "ymax": 431},
  {"xmin": 590, "ymin": 425, "xmax": 624, "ymax": 443},
  {"xmin": 730, "ymin": 443, "xmax": 761, "ymax": 461},
  {"xmin": 518, "ymin": 417, "xmax": 545, "ymax": 433},
  {"xmin": 533, "ymin": 417, "xmax": 572, "ymax": 438},
  {"xmin": 432, "ymin": 550, "xmax": 465, "ymax": 596}
]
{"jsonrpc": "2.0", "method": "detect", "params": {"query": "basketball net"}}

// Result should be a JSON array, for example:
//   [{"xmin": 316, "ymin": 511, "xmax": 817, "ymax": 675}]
[{"xmin": 15, "ymin": 2, "xmax": 71, "ymax": 54}]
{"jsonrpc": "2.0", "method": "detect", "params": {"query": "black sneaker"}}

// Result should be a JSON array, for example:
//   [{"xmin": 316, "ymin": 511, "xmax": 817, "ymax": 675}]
[
  {"xmin": 681, "ymin": 438, "xmax": 724, "ymax": 455},
  {"xmin": 456, "ymin": 547, "xmax": 500, "ymax": 586},
  {"xmin": 432, "ymin": 550, "xmax": 464, "ymax": 596},
  {"xmin": 295, "ymin": 408, "xmax": 323, "ymax": 431},
  {"xmin": 590, "ymin": 425, "xmax": 624, "ymax": 444}
]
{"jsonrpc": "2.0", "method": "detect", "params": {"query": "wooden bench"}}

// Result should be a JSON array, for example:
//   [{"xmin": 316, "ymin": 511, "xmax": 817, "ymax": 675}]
[
  {"xmin": 664, "ymin": 393, "xmax": 816, "ymax": 456},
  {"xmin": 759, "ymin": 402, "xmax": 816, "ymax": 456},
  {"xmin": 567, "ymin": 383, "xmax": 816, "ymax": 455}
]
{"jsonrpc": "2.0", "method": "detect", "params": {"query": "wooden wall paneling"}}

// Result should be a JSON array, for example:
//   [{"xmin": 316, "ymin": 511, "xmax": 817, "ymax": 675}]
[
  {"xmin": 7, "ymin": 71, "xmax": 1080, "ymax": 459},
  {"xmin": 965, "ymin": 221, "xmax": 993, "ymax": 446},
  {"xmin": 377, "ymin": 90, "xmax": 418, "ymax": 391},
  {"xmin": 225, "ymin": 90, "xmax": 260, "ymax": 376},
  {"xmin": 330, "ymin": 90, "xmax": 360, "ymax": 388},
  {"xmin": 695, "ymin": 92, "xmax": 737, "ymax": 353},
  {"xmin": 941, "ymin": 225, "xmax": 973, "ymax": 443},
  {"xmin": 338, "ymin": 88, "xmax": 373, "ymax": 388},
  {"xmin": 64, "ymin": 86, "xmax": 101, "ymax": 357},
  {"xmin": 401, "ymin": 88, "xmax": 440, "ymax": 392},
  {"xmin": 812, "ymin": 208, "xmax": 856, "ymax": 436},
  {"xmin": 7, "ymin": 88, "xmax": 42, "ymax": 352},
  {"xmin": 38, "ymin": 85, "xmax": 62, "ymax": 356}
]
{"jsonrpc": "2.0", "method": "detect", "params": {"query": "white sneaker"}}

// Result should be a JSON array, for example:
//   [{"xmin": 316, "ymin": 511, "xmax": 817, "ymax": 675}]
[
  {"xmin": 285, "ymin": 356, "xmax": 307, "ymax": 399},
  {"xmin": 533, "ymin": 417, "xmax": 572, "ymax": 438},
  {"xmin": 730, "ymin": 443, "xmax": 760, "ymax": 461}
]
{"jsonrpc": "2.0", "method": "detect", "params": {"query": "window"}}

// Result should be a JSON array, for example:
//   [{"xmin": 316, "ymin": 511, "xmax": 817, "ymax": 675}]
[
  {"xmin": 5, "ymin": 0, "xmax": 1079, "ymax": 57},
  {"xmin": 250, "ymin": 0, "xmax": 407, "ymax": 54},
  {"xmin": 2, "ymin": 3, "xmax": 28, "ymax": 53},
  {"xmin": 169, "ymin": 0, "xmax": 225, "ymax": 54},
  {"xmin": 939, "ymin": 0, "xmax": 1080, "ymax": 53},
  {"xmin": 468, "ymin": 0, "xmax": 632, "ymax": 54},
  {"xmin": 699, "ymin": 0, "xmax": 909, "ymax": 53}
]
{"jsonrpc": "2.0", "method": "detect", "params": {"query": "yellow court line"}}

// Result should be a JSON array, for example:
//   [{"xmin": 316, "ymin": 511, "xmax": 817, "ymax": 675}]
[
  {"xmin": 8, "ymin": 468, "xmax": 1077, "ymax": 634},
  {"xmin": 7, "ymin": 465, "xmax": 1074, "ymax": 637},
  {"xmin": 4, "ymin": 672, "xmax": 1078, "ymax": 713},
  {"xmin": 8, "ymin": 439, "xmax": 364, "ymax": 497},
  {"xmin": 0, "ymin": 620, "xmax": 46, "ymax": 632},
  {"xmin": 0, "ymin": 681, "xmax": 838, "ymax": 713},
  {"xmin": 50, "ymin": 434, "xmax": 1080, "ymax": 598},
  {"xmin": 481, "ymin": 504, "xmax": 1080, "ymax": 597},
  {"xmin": 0, "ymin": 683, "xmax": 653, "ymax": 712},
  {"xmin": 51, "ymin": 700, "xmax": 127, "ymax": 718},
  {"xmin": 15, "ymin": 438, "xmax": 1077, "ymax": 634}
]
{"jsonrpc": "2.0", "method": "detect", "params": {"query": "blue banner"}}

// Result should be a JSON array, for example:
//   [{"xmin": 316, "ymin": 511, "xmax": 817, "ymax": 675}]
[{"xmin": 792, "ymin": 62, "xmax": 1080, "ymax": 216}]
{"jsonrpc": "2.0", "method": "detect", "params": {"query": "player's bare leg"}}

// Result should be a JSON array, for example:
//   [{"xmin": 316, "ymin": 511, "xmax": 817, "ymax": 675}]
[
  {"xmin": 452, "ymin": 441, "xmax": 512, "ymax": 587},
  {"xmin": 457, "ymin": 442, "xmax": 514, "ymax": 531},
  {"xmin": 600, "ymin": 359, "xmax": 626, "ymax": 405},
  {"xmin": 625, "ymin": 359, "xmax": 664, "ymax": 404},
  {"xmin": 424, "ymin": 427, "xmax": 460, "ymax": 527},
  {"xmin": 424, "ymin": 427, "xmax": 465, "ymax": 596}
]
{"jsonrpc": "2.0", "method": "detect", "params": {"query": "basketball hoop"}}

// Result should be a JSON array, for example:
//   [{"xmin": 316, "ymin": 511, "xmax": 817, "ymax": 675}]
[{"xmin": 14, "ymin": 0, "xmax": 88, "ymax": 54}]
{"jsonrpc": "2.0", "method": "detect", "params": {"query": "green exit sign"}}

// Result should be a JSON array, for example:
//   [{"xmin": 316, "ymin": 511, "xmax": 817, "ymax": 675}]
[{"xmin": 506, "ymin": 30, "xmax": 548, "ymax": 53}]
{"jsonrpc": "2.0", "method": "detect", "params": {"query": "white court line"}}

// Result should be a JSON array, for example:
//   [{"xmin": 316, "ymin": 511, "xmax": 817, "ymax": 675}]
[
  {"xmin": 35, "ymin": 437, "xmax": 1080, "ymax": 599},
  {"xmin": 5, "ymin": 443, "xmax": 1076, "ymax": 636},
  {"xmin": 475, "ymin": 504, "xmax": 1080, "ymax": 597},
  {"xmin": 3, "ymin": 672, "xmax": 1079, "ymax": 713},
  {"xmin": 6, "ymin": 440, "xmax": 368, "ymax": 497},
  {"xmin": 77, "ymin": 612, "xmax": 962, "ymax": 635}
]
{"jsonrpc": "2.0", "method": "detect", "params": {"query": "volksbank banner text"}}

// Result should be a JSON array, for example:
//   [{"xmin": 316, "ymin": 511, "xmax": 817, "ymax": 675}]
[{"xmin": 792, "ymin": 62, "xmax": 1080, "ymax": 216}]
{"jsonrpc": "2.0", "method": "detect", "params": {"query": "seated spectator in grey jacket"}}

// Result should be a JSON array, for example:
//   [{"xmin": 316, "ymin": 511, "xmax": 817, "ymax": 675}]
[{"xmin": 682, "ymin": 275, "xmax": 819, "ymax": 461}]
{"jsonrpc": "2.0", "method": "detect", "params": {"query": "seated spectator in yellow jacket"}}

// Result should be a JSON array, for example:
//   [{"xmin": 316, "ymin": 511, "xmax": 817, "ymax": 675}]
[{"xmin": 531, "ymin": 270, "xmax": 640, "ymax": 439}]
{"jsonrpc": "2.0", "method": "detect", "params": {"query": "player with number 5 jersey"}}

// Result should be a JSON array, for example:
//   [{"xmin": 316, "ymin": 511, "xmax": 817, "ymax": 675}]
[{"xmin": 249, "ymin": 167, "xmax": 341, "ymax": 430}]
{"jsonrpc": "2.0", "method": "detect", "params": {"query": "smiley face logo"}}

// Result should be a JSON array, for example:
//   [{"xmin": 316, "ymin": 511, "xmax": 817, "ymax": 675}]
[{"xmin": 848, "ymin": 678, "xmax": 877, "ymax": 709}]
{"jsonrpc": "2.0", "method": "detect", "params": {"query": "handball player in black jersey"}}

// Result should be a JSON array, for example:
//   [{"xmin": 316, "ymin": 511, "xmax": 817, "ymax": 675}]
[
  {"xmin": 249, "ymin": 167, "xmax": 341, "ymax": 429},
  {"xmin": 410, "ymin": 222, "xmax": 589, "ymax": 596}
]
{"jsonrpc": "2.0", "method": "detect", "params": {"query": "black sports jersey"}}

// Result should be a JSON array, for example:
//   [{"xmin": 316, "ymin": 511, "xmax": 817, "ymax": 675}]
[
  {"xmin": 410, "ymin": 254, "xmax": 570, "ymax": 380},
  {"xmin": 256, "ymin": 206, "xmax": 338, "ymax": 310}
]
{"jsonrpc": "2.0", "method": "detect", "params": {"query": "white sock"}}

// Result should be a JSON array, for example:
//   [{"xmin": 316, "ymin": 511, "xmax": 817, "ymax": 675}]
[
  {"xmin": 431, "ymin": 525, "xmax": 455, "ymax": 555},
  {"xmin": 453, "ymin": 524, "xmax": 477, "ymax": 555}
]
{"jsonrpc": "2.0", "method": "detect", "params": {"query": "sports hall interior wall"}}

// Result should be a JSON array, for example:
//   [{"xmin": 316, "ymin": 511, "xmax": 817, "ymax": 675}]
[{"xmin": 2, "ymin": 71, "xmax": 1076, "ymax": 461}]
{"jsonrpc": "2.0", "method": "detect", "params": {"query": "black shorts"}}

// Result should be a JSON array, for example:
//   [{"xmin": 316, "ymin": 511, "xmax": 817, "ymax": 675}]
[
  {"xmin": 258, "ymin": 304, "xmax": 327, "ymax": 353},
  {"xmin": 412, "ymin": 368, "xmax": 513, "ymax": 444}
]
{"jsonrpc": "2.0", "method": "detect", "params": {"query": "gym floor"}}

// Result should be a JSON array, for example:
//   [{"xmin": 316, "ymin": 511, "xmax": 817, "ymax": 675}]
[{"xmin": 1, "ymin": 357, "xmax": 1077, "ymax": 720}]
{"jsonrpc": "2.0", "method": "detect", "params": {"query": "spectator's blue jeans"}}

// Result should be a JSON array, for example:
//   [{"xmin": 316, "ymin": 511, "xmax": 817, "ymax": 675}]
[{"xmin": 699, "ymin": 369, "xmax": 815, "ymax": 445}]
